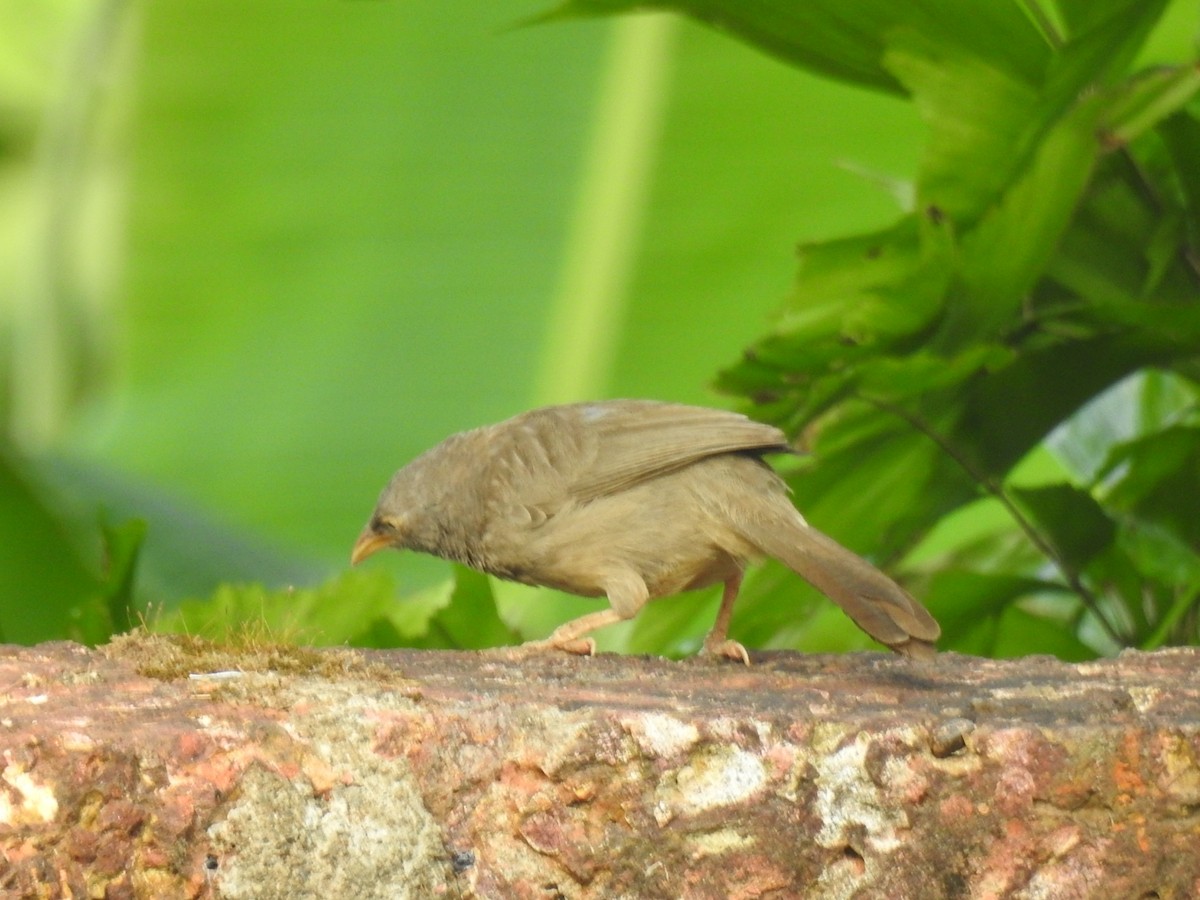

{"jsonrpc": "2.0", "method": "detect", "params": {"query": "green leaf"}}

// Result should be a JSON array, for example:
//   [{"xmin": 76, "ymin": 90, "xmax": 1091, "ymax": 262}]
[
  {"xmin": 1054, "ymin": 0, "xmax": 1164, "ymax": 45},
  {"xmin": 990, "ymin": 605, "xmax": 1096, "ymax": 659},
  {"xmin": 36, "ymin": 455, "xmax": 328, "ymax": 609},
  {"xmin": 540, "ymin": 0, "xmax": 1049, "ymax": 96},
  {"xmin": 1083, "ymin": 519, "xmax": 1200, "ymax": 644},
  {"xmin": 786, "ymin": 405, "xmax": 980, "ymax": 560},
  {"xmin": 1160, "ymin": 110, "xmax": 1200, "ymax": 253},
  {"xmin": 1009, "ymin": 482, "xmax": 1117, "ymax": 569},
  {"xmin": 1046, "ymin": 172, "xmax": 1165, "ymax": 308},
  {"xmin": 855, "ymin": 345, "xmax": 1014, "ymax": 403},
  {"xmin": 626, "ymin": 585, "xmax": 719, "ymax": 657},
  {"xmin": 777, "ymin": 218, "xmax": 936, "ymax": 341},
  {"xmin": 918, "ymin": 569, "xmax": 1070, "ymax": 644},
  {"xmin": 416, "ymin": 566, "xmax": 521, "ymax": 650},
  {"xmin": 153, "ymin": 570, "xmax": 399, "ymax": 646},
  {"xmin": 921, "ymin": 568, "xmax": 1097, "ymax": 658},
  {"xmin": 947, "ymin": 96, "xmax": 1103, "ymax": 341},
  {"xmin": 1120, "ymin": 521, "xmax": 1200, "ymax": 648},
  {"xmin": 0, "ymin": 446, "xmax": 104, "ymax": 643},
  {"xmin": 1047, "ymin": 371, "xmax": 1196, "ymax": 483},
  {"xmin": 1046, "ymin": 0, "xmax": 1171, "ymax": 95},
  {"xmin": 716, "ymin": 215, "xmax": 957, "ymax": 417},
  {"xmin": 1141, "ymin": 586, "xmax": 1200, "ymax": 649},
  {"xmin": 99, "ymin": 515, "xmax": 147, "ymax": 635},
  {"xmin": 884, "ymin": 31, "xmax": 1043, "ymax": 223},
  {"xmin": 534, "ymin": 0, "xmax": 904, "ymax": 93},
  {"xmin": 380, "ymin": 579, "xmax": 457, "ymax": 642},
  {"xmin": 1101, "ymin": 64, "xmax": 1200, "ymax": 147},
  {"xmin": 959, "ymin": 333, "xmax": 1185, "ymax": 477},
  {"xmin": 1100, "ymin": 425, "xmax": 1200, "ymax": 546}
]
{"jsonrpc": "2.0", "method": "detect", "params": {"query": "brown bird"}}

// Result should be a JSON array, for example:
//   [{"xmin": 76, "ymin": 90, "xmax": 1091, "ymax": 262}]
[{"xmin": 351, "ymin": 400, "xmax": 940, "ymax": 662}]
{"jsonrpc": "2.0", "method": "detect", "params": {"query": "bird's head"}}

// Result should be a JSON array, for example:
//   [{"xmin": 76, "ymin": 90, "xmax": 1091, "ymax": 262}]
[
  {"xmin": 351, "ymin": 430, "xmax": 483, "ymax": 566},
  {"xmin": 350, "ymin": 462, "xmax": 425, "ymax": 565},
  {"xmin": 350, "ymin": 510, "xmax": 407, "ymax": 565},
  {"xmin": 350, "ymin": 444, "xmax": 459, "ymax": 565}
]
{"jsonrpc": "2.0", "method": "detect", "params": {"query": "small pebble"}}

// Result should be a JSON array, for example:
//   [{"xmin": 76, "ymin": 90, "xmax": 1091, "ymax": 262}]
[{"xmin": 930, "ymin": 718, "xmax": 975, "ymax": 758}]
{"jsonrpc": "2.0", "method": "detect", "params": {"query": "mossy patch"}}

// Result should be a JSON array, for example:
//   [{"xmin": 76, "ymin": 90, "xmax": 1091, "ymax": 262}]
[{"xmin": 102, "ymin": 628, "xmax": 410, "ymax": 688}]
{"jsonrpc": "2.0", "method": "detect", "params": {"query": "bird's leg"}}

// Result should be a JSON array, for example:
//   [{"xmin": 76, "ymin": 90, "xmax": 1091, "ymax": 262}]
[
  {"xmin": 513, "ymin": 569, "xmax": 648, "ymax": 658},
  {"xmin": 701, "ymin": 571, "xmax": 750, "ymax": 665},
  {"xmin": 516, "ymin": 609, "xmax": 624, "ymax": 657}
]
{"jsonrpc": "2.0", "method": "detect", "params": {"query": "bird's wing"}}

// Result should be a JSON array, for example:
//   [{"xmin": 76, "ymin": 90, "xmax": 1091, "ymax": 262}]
[{"xmin": 506, "ymin": 400, "xmax": 792, "ymax": 504}]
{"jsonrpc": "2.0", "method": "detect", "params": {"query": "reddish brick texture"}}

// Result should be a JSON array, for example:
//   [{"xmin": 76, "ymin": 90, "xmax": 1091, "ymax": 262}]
[{"xmin": 1, "ymin": 638, "xmax": 1198, "ymax": 898}]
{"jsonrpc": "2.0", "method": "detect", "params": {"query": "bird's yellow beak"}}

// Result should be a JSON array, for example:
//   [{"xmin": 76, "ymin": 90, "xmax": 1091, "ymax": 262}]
[{"xmin": 350, "ymin": 526, "xmax": 392, "ymax": 565}]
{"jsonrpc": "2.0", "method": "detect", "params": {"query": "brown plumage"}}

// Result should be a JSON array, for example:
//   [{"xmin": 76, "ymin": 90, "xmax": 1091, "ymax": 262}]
[{"xmin": 351, "ymin": 400, "xmax": 940, "ymax": 661}]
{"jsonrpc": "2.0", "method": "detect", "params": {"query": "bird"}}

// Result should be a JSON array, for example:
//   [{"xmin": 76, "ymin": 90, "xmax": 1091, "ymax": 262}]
[{"xmin": 351, "ymin": 400, "xmax": 940, "ymax": 662}]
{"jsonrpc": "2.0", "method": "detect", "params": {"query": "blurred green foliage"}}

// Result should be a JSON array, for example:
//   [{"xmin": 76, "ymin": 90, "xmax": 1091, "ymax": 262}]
[{"xmin": 2, "ymin": 0, "xmax": 1198, "ymax": 657}]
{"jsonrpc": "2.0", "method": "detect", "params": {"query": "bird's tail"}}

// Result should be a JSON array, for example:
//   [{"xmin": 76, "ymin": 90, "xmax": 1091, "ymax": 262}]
[{"xmin": 739, "ymin": 512, "xmax": 940, "ymax": 659}]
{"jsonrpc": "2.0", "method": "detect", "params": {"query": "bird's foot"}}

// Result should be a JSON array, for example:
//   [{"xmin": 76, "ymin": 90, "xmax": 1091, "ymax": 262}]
[
  {"xmin": 512, "ymin": 636, "xmax": 597, "ymax": 658},
  {"xmin": 700, "ymin": 638, "xmax": 750, "ymax": 666}
]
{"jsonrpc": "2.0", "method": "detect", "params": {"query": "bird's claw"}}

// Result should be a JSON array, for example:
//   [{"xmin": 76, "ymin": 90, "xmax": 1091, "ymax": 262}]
[
  {"xmin": 701, "ymin": 638, "xmax": 750, "ymax": 666},
  {"xmin": 513, "ymin": 636, "xmax": 597, "ymax": 657}
]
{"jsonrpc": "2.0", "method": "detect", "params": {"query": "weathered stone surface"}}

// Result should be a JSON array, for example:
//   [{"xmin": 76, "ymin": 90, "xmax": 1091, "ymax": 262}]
[{"xmin": 1, "ymin": 637, "xmax": 1198, "ymax": 898}]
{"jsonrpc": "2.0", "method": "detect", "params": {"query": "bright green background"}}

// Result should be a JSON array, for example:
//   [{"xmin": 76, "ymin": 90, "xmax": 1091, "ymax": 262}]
[
  {"xmin": 108, "ymin": 2, "xmax": 919, "ymax": 560},
  {"xmin": 5, "ymin": 2, "xmax": 920, "ymax": 611},
  {"xmin": 3, "ymin": 0, "xmax": 1197, "ymax": 655}
]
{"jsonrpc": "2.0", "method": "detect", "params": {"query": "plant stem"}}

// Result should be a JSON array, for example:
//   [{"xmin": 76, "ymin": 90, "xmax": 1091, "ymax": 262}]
[{"xmin": 863, "ymin": 394, "xmax": 1126, "ymax": 646}]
